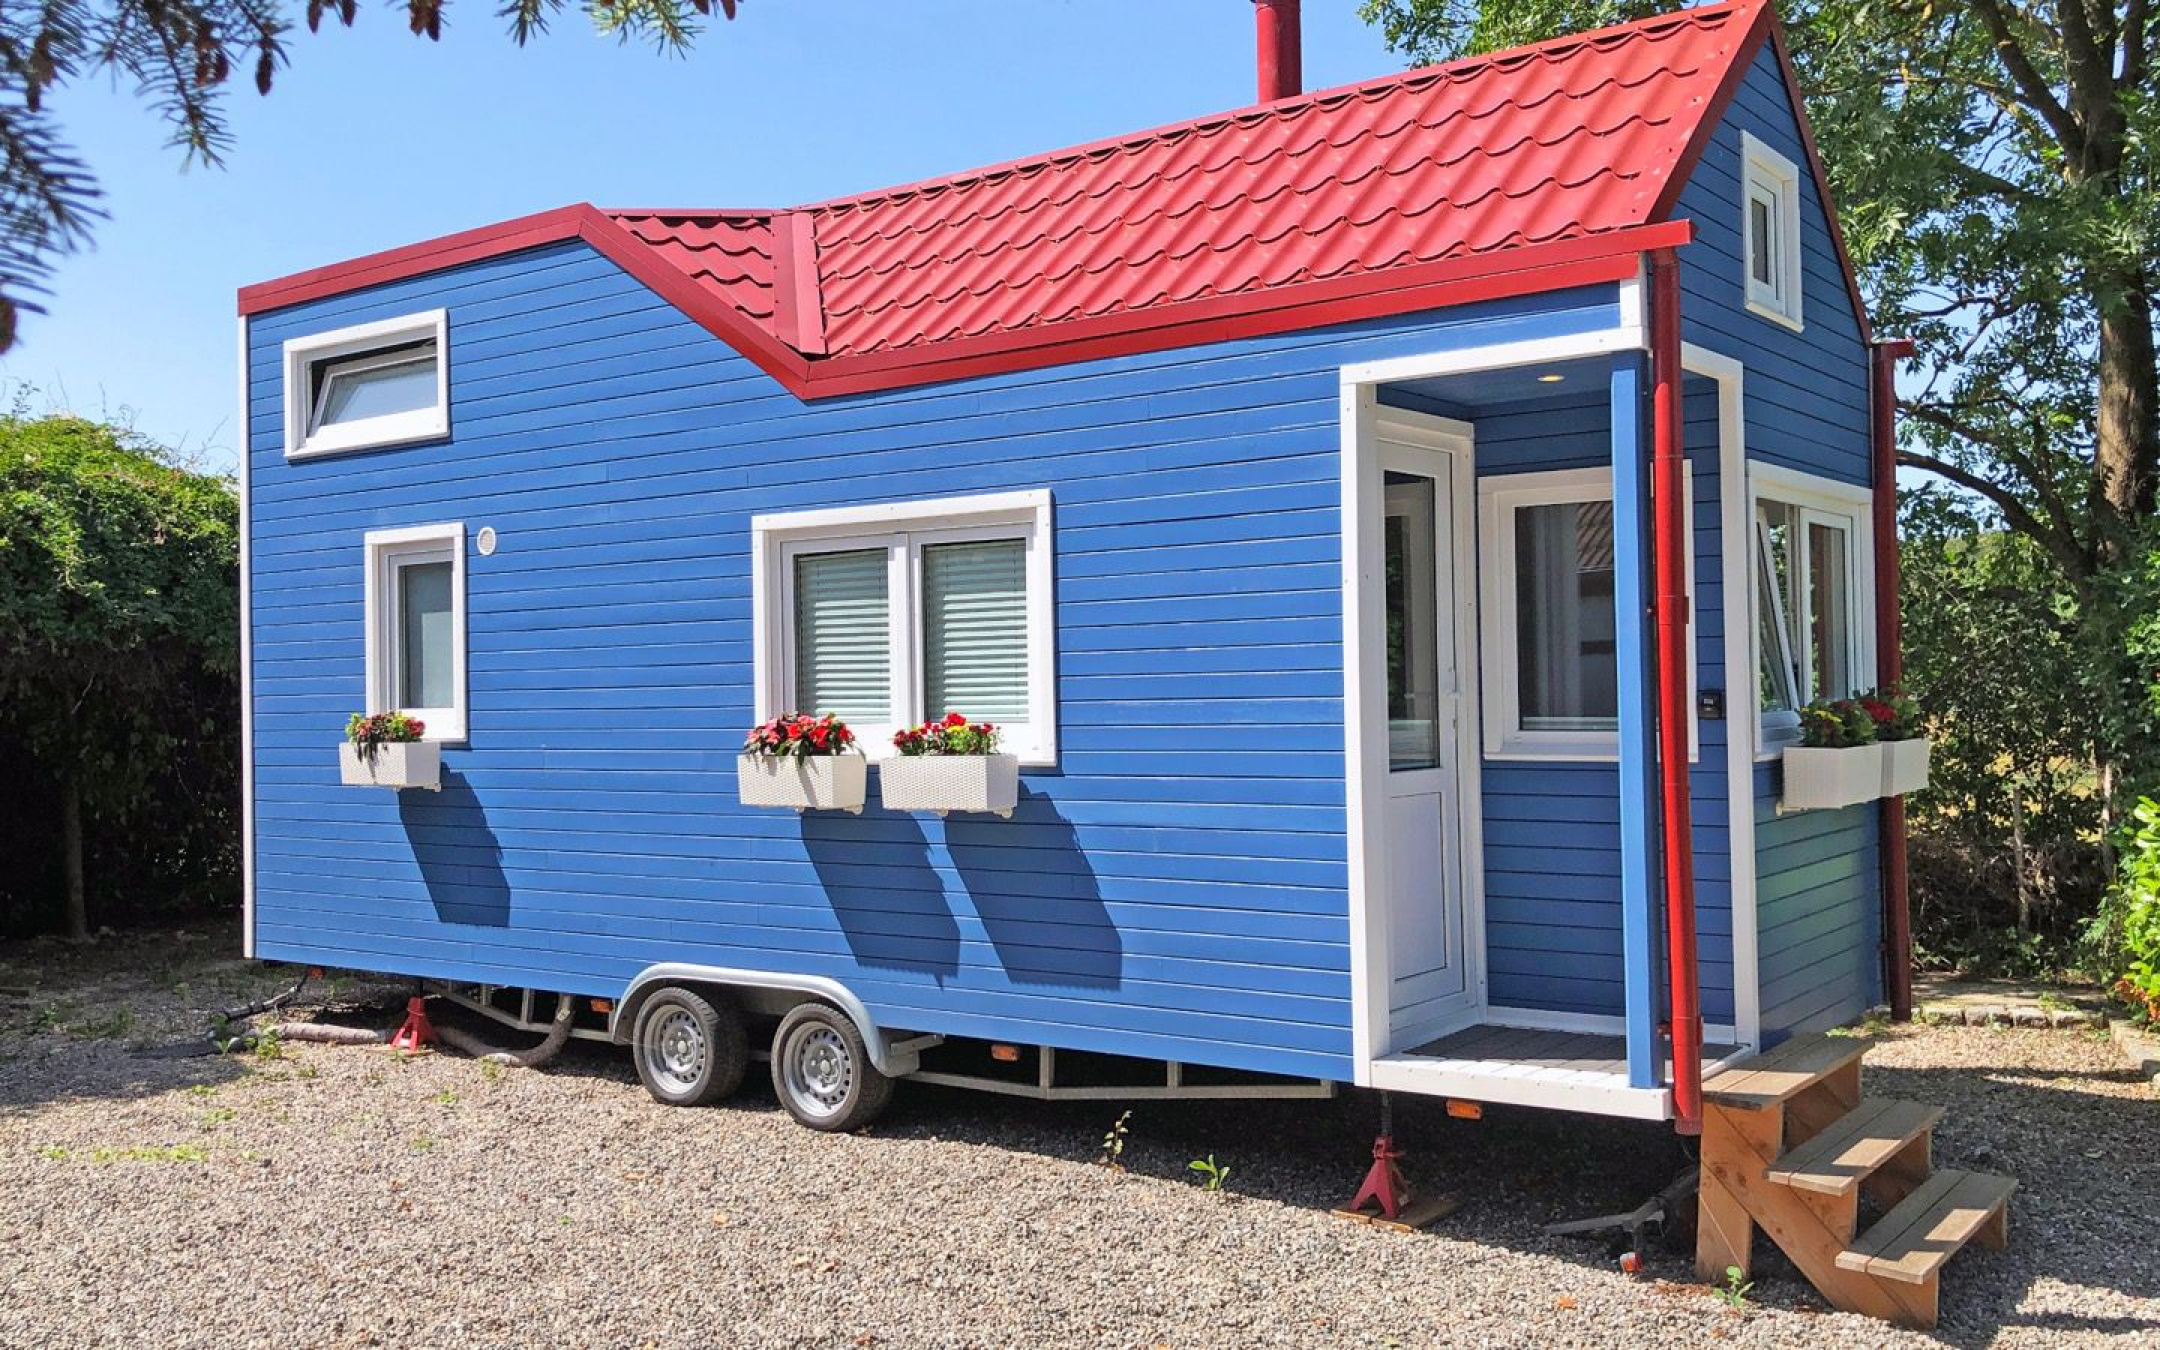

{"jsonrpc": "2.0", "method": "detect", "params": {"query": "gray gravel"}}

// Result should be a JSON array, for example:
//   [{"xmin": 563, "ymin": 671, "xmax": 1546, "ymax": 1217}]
[{"xmin": 0, "ymin": 928, "xmax": 2153, "ymax": 1348}]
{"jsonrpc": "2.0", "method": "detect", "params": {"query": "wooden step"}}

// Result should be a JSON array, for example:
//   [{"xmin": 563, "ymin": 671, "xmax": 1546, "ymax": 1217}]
[
  {"xmin": 1837, "ymin": 1168, "xmax": 2016, "ymax": 1284},
  {"xmin": 1703, "ymin": 1032, "xmax": 1868, "ymax": 1112},
  {"xmin": 1764, "ymin": 1097, "xmax": 1941, "ymax": 1196}
]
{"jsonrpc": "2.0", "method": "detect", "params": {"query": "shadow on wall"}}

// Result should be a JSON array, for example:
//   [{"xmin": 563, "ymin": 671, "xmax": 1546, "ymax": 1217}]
[
  {"xmin": 804, "ymin": 810, "xmax": 961, "ymax": 979},
  {"xmin": 946, "ymin": 786, "xmax": 1121, "ymax": 989},
  {"xmin": 398, "ymin": 769, "xmax": 511, "ymax": 928}
]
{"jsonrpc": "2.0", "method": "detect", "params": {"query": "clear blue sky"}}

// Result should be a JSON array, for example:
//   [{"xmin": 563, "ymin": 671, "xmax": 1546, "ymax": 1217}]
[{"xmin": 0, "ymin": 3, "xmax": 1403, "ymax": 474}]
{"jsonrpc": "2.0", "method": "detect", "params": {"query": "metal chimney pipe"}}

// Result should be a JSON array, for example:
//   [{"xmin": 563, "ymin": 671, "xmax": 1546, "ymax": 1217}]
[{"xmin": 1254, "ymin": 0, "xmax": 1302, "ymax": 102}]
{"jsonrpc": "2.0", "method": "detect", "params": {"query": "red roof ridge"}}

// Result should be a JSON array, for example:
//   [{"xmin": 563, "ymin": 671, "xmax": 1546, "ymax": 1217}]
[{"xmin": 795, "ymin": 0, "xmax": 1762, "ymax": 218}]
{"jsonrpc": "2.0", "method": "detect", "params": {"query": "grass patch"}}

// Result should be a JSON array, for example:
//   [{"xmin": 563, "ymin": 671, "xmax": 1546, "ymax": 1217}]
[
  {"xmin": 86, "ymin": 1144, "xmax": 210, "ymax": 1164},
  {"xmin": 197, "ymin": 1107, "xmax": 236, "ymax": 1131}
]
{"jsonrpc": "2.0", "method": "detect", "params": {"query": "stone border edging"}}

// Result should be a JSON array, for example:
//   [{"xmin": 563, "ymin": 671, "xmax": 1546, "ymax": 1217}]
[{"xmin": 2112, "ymin": 1021, "xmax": 2160, "ymax": 1092}]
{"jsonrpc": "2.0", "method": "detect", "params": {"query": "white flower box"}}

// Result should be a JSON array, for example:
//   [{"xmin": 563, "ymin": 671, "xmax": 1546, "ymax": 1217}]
[
  {"xmin": 1882, "ymin": 737, "xmax": 1932, "ymax": 797},
  {"xmin": 738, "ymin": 754, "xmax": 866, "ymax": 814},
  {"xmin": 339, "ymin": 741, "xmax": 441, "ymax": 791},
  {"xmin": 879, "ymin": 753, "xmax": 1020, "ymax": 818},
  {"xmin": 1780, "ymin": 743, "xmax": 1884, "ymax": 812}
]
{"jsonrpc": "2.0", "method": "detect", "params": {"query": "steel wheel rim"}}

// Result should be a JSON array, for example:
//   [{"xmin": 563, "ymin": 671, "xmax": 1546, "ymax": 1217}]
[
  {"xmin": 783, "ymin": 1025, "xmax": 852, "ymax": 1118},
  {"xmin": 648, "ymin": 1007, "xmax": 707, "ymax": 1090}
]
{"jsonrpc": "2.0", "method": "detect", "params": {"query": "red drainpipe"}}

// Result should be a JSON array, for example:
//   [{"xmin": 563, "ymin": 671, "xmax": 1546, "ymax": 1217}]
[
  {"xmin": 1651, "ymin": 251, "xmax": 1703, "ymax": 1135},
  {"xmin": 1872, "ymin": 338, "xmax": 1916, "ymax": 1021},
  {"xmin": 1254, "ymin": 0, "xmax": 1302, "ymax": 101}
]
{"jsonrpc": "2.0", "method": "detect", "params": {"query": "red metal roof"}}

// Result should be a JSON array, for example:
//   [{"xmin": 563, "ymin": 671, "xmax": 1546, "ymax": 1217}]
[{"xmin": 243, "ymin": 1, "xmax": 1807, "ymax": 398}]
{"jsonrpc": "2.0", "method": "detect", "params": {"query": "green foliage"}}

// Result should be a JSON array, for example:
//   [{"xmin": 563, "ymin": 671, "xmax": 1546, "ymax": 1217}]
[
  {"xmin": 346, "ymin": 711, "xmax": 425, "ymax": 745},
  {"xmin": 1715, "ymin": 1264, "xmax": 1754, "ymax": 1311},
  {"xmin": 2094, "ymin": 798, "xmax": 2160, "ymax": 1021},
  {"xmin": 1899, "ymin": 488, "xmax": 2107, "ymax": 975},
  {"xmin": 1859, "ymin": 688, "xmax": 1924, "ymax": 742},
  {"xmin": 1097, "ymin": 1109, "xmax": 1131, "ymax": 1169},
  {"xmin": 1798, "ymin": 698, "xmax": 1877, "ymax": 748},
  {"xmin": 0, "ymin": 0, "xmax": 739, "ymax": 350},
  {"xmin": 1187, "ymin": 1154, "xmax": 1232, "ymax": 1192},
  {"xmin": 0, "ymin": 415, "xmax": 240, "ymax": 935}
]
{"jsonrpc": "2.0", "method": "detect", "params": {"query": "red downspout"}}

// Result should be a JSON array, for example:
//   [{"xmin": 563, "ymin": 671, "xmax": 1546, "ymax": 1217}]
[
  {"xmin": 1872, "ymin": 338, "xmax": 1916, "ymax": 1021},
  {"xmin": 1651, "ymin": 251, "xmax": 1703, "ymax": 1135},
  {"xmin": 1254, "ymin": 0, "xmax": 1302, "ymax": 102}
]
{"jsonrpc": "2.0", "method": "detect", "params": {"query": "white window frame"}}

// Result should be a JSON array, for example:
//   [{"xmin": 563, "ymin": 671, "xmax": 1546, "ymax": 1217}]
[
  {"xmin": 752, "ymin": 490, "xmax": 1057, "ymax": 767},
  {"xmin": 283, "ymin": 309, "xmax": 450, "ymax": 460},
  {"xmin": 1477, "ymin": 466, "xmax": 1694, "ymax": 761},
  {"xmin": 1749, "ymin": 464, "xmax": 1875, "ymax": 756},
  {"xmin": 364, "ymin": 522, "xmax": 467, "ymax": 744},
  {"xmin": 1740, "ymin": 132, "xmax": 1804, "ymax": 332}
]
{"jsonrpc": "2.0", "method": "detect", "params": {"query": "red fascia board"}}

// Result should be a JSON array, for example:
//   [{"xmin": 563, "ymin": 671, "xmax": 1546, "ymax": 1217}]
[
  {"xmin": 795, "ymin": 222, "xmax": 1694, "ymax": 399},
  {"xmin": 238, "ymin": 205, "xmax": 593, "ymax": 316}
]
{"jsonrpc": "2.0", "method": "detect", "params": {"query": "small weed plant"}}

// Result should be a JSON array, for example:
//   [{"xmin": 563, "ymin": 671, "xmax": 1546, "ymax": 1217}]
[
  {"xmin": 1187, "ymin": 1155, "xmax": 1232, "ymax": 1192},
  {"xmin": 1714, "ymin": 1265, "xmax": 1754, "ymax": 1311},
  {"xmin": 1098, "ymin": 1110, "xmax": 1132, "ymax": 1170}
]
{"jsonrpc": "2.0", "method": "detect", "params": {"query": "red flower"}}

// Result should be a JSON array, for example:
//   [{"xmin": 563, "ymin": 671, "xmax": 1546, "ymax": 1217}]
[{"xmin": 944, "ymin": 711, "xmax": 967, "ymax": 728}]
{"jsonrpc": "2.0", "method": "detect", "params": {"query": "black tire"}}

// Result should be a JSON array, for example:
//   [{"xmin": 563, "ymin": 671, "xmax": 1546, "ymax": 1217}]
[
  {"xmin": 631, "ymin": 987, "xmax": 747, "ymax": 1107},
  {"xmin": 769, "ymin": 1002, "xmax": 894, "ymax": 1132}
]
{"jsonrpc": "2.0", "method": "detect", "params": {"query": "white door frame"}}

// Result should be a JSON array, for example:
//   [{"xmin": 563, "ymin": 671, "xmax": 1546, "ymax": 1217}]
[{"xmin": 1342, "ymin": 394, "xmax": 1486, "ymax": 1071}]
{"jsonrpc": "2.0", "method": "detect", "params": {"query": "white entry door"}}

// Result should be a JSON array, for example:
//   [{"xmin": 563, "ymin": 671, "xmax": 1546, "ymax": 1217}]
[{"xmin": 1377, "ymin": 424, "xmax": 1477, "ymax": 1042}]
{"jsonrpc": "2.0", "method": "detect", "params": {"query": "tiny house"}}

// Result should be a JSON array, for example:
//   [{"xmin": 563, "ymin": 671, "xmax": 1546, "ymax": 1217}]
[{"xmin": 238, "ymin": 0, "xmax": 1918, "ymax": 1135}]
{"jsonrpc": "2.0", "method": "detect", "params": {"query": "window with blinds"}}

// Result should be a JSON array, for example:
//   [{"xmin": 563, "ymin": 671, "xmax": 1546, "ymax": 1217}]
[
  {"xmin": 793, "ymin": 549, "xmax": 891, "ymax": 727},
  {"xmin": 757, "ymin": 490, "xmax": 1056, "ymax": 763},
  {"xmin": 923, "ymin": 539, "xmax": 1029, "ymax": 730}
]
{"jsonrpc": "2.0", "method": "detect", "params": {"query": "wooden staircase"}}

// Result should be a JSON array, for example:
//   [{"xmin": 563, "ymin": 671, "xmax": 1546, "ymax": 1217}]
[{"xmin": 1696, "ymin": 1033, "xmax": 2015, "ymax": 1329}]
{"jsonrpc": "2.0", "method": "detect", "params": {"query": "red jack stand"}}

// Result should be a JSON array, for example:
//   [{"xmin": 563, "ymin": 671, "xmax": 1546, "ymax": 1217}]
[
  {"xmin": 1332, "ymin": 1093, "xmax": 1461, "ymax": 1231},
  {"xmin": 1348, "ymin": 1132, "xmax": 1411, "ymax": 1219},
  {"xmin": 390, "ymin": 996, "xmax": 437, "ymax": 1053}
]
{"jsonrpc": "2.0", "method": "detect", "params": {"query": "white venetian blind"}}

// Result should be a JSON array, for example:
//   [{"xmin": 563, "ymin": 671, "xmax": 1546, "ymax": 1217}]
[
  {"xmin": 793, "ymin": 549, "xmax": 891, "ymax": 724},
  {"xmin": 922, "ymin": 538, "xmax": 1029, "ymax": 727}
]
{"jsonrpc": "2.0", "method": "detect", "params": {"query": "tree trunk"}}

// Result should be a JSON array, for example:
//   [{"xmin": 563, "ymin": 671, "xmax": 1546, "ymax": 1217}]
[
  {"xmin": 2010, "ymin": 777, "xmax": 2030, "ymax": 932},
  {"xmin": 60, "ymin": 776, "xmax": 87, "ymax": 941},
  {"xmin": 2094, "ymin": 274, "xmax": 2159, "ymax": 556}
]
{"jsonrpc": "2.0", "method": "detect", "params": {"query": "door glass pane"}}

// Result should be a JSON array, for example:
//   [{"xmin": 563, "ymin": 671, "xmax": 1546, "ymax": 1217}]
[
  {"xmin": 317, "ymin": 344, "xmax": 438, "ymax": 427},
  {"xmin": 1385, "ymin": 473, "xmax": 1441, "ymax": 770},
  {"xmin": 794, "ymin": 549, "xmax": 891, "ymax": 725},
  {"xmin": 1808, "ymin": 519, "xmax": 1852, "ymax": 698},
  {"xmin": 923, "ymin": 538, "xmax": 1029, "ymax": 728},
  {"xmin": 396, "ymin": 559, "xmax": 454, "ymax": 710},
  {"xmin": 1515, "ymin": 500, "xmax": 1617, "ymax": 730}
]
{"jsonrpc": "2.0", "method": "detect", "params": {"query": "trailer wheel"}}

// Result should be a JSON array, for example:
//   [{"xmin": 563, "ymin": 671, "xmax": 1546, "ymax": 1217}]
[
  {"xmin": 770, "ymin": 1002, "xmax": 893, "ymax": 1131},
  {"xmin": 631, "ymin": 987, "xmax": 746, "ymax": 1107}
]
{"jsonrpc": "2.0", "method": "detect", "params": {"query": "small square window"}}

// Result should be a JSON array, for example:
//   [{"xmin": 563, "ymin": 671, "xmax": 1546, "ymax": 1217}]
[
  {"xmin": 1740, "ymin": 132, "xmax": 1803, "ymax": 330},
  {"xmin": 365, "ymin": 523, "xmax": 466, "ymax": 742},
  {"xmin": 755, "ymin": 491, "xmax": 1056, "ymax": 765},
  {"xmin": 284, "ymin": 310, "xmax": 449, "ymax": 459},
  {"xmin": 1477, "ymin": 468, "xmax": 1691, "ymax": 760}
]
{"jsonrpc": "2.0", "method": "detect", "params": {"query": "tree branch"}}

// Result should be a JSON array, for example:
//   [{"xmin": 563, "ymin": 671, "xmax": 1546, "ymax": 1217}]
[
  {"xmin": 1897, "ymin": 445, "xmax": 2090, "ymax": 580},
  {"xmin": 1965, "ymin": 0, "xmax": 2084, "ymax": 154}
]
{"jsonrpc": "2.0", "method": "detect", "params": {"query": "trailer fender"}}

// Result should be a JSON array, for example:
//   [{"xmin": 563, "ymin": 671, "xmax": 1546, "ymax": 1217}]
[{"xmin": 609, "ymin": 964, "xmax": 918, "ymax": 1076}]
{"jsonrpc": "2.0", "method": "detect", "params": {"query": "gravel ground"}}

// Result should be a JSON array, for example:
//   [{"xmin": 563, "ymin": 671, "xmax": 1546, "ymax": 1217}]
[{"xmin": 0, "ymin": 928, "xmax": 2153, "ymax": 1349}]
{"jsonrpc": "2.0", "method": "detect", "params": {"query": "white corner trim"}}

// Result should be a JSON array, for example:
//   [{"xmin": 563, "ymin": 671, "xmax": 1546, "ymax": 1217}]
[
  {"xmin": 1683, "ymin": 340, "xmax": 1761, "ymax": 1052},
  {"xmin": 362, "ymin": 521, "xmax": 468, "ymax": 744},
  {"xmin": 751, "ymin": 489, "xmax": 1058, "ymax": 768},
  {"xmin": 1740, "ymin": 131, "xmax": 1805, "ymax": 333},
  {"xmin": 238, "ymin": 316, "xmax": 256, "ymax": 959},
  {"xmin": 282, "ymin": 308, "xmax": 449, "ymax": 460},
  {"xmin": 1341, "ymin": 382, "xmax": 1380, "ymax": 1085},
  {"xmin": 1475, "ymin": 466, "xmax": 1698, "ymax": 762}
]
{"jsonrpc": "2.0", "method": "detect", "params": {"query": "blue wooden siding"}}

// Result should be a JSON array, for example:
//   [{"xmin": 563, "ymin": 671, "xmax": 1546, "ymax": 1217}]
[
  {"xmin": 1456, "ymin": 378, "xmax": 1736, "ymax": 1027},
  {"xmin": 246, "ymin": 242, "xmax": 1626, "ymax": 1082},
  {"xmin": 1676, "ymin": 42, "xmax": 1882, "ymax": 1038}
]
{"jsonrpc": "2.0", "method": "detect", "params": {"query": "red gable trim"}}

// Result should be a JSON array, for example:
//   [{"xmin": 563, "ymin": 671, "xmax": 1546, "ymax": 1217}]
[{"xmin": 237, "ymin": 205, "xmax": 593, "ymax": 315}]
